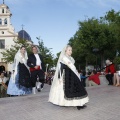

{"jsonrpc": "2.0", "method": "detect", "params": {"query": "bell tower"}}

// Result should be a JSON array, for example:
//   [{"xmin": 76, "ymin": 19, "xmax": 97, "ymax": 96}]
[
  {"xmin": 0, "ymin": 1, "xmax": 13, "ymax": 29},
  {"xmin": 0, "ymin": 1, "xmax": 18, "ymax": 71}
]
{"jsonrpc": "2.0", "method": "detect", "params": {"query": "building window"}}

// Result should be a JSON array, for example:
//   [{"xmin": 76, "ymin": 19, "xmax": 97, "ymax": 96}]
[
  {"xmin": 2, "ymin": 31, "xmax": 4, "ymax": 34},
  {"xmin": 0, "ymin": 19, "xmax": 2, "ymax": 25},
  {"xmin": 4, "ymin": 19, "xmax": 7, "ymax": 25},
  {"xmin": 0, "ymin": 40, "xmax": 5, "ymax": 49},
  {"xmin": 2, "ymin": 9, "xmax": 4, "ymax": 13}
]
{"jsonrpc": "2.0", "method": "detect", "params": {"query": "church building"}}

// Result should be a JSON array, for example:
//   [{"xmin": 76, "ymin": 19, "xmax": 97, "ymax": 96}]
[{"xmin": 0, "ymin": 1, "xmax": 33, "ymax": 71}]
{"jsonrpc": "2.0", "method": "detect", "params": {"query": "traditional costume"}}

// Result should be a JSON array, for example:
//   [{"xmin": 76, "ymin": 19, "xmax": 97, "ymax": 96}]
[
  {"xmin": 27, "ymin": 53, "xmax": 45, "ymax": 94},
  {"xmin": 7, "ymin": 49, "xmax": 32, "ymax": 96},
  {"xmin": 49, "ymin": 46, "xmax": 89, "ymax": 107}
]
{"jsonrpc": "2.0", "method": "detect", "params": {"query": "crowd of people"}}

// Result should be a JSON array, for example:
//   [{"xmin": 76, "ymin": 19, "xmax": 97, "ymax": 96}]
[
  {"xmin": 78, "ymin": 58, "xmax": 119, "ymax": 88},
  {"xmin": 0, "ymin": 45, "xmax": 89, "ymax": 110},
  {"xmin": 0, "ymin": 46, "xmax": 47, "ymax": 97},
  {"xmin": 1, "ymin": 44, "xmax": 120, "ymax": 110}
]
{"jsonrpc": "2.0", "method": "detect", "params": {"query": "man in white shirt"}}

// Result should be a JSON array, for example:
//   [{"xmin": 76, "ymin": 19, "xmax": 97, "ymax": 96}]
[{"xmin": 27, "ymin": 46, "xmax": 46, "ymax": 94}]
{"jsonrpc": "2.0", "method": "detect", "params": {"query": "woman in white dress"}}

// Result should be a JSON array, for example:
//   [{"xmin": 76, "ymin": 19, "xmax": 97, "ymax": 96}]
[{"xmin": 49, "ymin": 45, "xmax": 89, "ymax": 110}]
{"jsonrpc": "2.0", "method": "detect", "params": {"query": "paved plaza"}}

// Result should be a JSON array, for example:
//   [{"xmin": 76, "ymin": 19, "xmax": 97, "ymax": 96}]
[{"xmin": 0, "ymin": 84, "xmax": 120, "ymax": 120}]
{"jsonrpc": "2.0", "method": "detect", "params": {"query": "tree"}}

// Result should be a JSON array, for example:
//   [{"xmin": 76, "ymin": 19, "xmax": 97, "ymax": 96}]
[
  {"xmin": 1, "ymin": 38, "xmax": 32, "ymax": 63},
  {"xmin": 53, "ymin": 52, "xmax": 60, "ymax": 66},
  {"xmin": 105, "ymin": 9, "xmax": 120, "ymax": 66},
  {"xmin": 68, "ymin": 10, "xmax": 120, "ymax": 69},
  {"xmin": 37, "ymin": 38, "xmax": 54, "ymax": 70}
]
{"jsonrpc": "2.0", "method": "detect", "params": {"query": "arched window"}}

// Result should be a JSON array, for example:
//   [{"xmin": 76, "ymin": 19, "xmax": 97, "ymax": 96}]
[
  {"xmin": 0, "ymin": 40, "xmax": 5, "ymax": 49},
  {"xmin": 0, "ymin": 19, "xmax": 2, "ymax": 25},
  {"xmin": 2, "ymin": 31, "xmax": 4, "ymax": 34},
  {"xmin": 2, "ymin": 9, "xmax": 4, "ymax": 13},
  {"xmin": 4, "ymin": 19, "xmax": 7, "ymax": 25}
]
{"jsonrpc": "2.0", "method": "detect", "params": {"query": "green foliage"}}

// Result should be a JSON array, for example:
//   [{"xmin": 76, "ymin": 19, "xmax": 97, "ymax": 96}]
[
  {"xmin": 37, "ymin": 38, "xmax": 54, "ymax": 69},
  {"xmin": 114, "ymin": 57, "xmax": 120, "ymax": 65},
  {"xmin": 1, "ymin": 38, "xmax": 32, "ymax": 63},
  {"xmin": 68, "ymin": 9, "xmax": 120, "ymax": 69},
  {"xmin": 1, "ymin": 36, "xmax": 55, "ymax": 70},
  {"xmin": 53, "ymin": 52, "xmax": 60, "ymax": 66}
]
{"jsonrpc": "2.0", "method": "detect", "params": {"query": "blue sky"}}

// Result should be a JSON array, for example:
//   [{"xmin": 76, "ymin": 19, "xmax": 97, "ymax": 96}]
[{"xmin": 3, "ymin": 0, "xmax": 120, "ymax": 56}]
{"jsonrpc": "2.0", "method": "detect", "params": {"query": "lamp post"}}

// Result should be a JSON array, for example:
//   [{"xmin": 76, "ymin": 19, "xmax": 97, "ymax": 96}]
[
  {"xmin": 46, "ymin": 64, "xmax": 49, "ymax": 73},
  {"xmin": 93, "ymin": 48, "xmax": 99, "ymax": 70},
  {"xmin": 45, "ymin": 64, "xmax": 49, "ymax": 80}
]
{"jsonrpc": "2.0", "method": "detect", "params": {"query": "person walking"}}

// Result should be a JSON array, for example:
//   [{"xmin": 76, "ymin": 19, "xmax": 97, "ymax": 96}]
[
  {"xmin": 27, "ymin": 46, "xmax": 46, "ymax": 94},
  {"xmin": 49, "ymin": 45, "xmax": 89, "ymax": 110},
  {"xmin": 7, "ymin": 46, "xmax": 32, "ymax": 96}
]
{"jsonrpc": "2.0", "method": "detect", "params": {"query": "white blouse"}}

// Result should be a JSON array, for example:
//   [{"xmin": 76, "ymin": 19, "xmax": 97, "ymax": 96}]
[
  {"xmin": 34, "ymin": 54, "xmax": 42, "ymax": 69},
  {"xmin": 0, "ymin": 77, "xmax": 8, "ymax": 84}
]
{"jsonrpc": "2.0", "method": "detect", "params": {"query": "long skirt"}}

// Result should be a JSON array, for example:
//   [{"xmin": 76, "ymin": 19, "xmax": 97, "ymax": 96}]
[
  {"xmin": 7, "ymin": 63, "xmax": 32, "ymax": 95},
  {"xmin": 49, "ymin": 63, "xmax": 89, "ymax": 106}
]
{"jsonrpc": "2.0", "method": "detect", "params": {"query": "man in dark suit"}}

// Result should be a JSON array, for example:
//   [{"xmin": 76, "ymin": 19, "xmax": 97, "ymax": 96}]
[{"xmin": 27, "ymin": 46, "xmax": 46, "ymax": 94}]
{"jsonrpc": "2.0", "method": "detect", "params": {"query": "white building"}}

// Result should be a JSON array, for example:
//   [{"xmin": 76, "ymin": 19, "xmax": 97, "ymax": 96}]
[
  {"xmin": 0, "ymin": 2, "xmax": 18, "ymax": 71},
  {"xmin": 0, "ymin": 2, "xmax": 33, "ymax": 71}
]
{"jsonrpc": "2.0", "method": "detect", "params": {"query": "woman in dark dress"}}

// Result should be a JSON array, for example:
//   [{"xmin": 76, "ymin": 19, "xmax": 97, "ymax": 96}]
[
  {"xmin": 49, "ymin": 45, "xmax": 89, "ymax": 110},
  {"xmin": 7, "ymin": 46, "xmax": 32, "ymax": 96}
]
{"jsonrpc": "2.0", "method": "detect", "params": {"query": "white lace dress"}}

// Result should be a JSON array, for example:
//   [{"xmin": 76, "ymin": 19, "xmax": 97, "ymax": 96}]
[{"xmin": 48, "ymin": 55, "xmax": 89, "ymax": 106}]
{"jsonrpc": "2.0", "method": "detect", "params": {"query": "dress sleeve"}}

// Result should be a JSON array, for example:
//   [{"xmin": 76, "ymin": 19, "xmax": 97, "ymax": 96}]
[
  {"xmin": 88, "ymin": 75, "xmax": 94, "ymax": 80},
  {"xmin": 3, "ymin": 77, "xmax": 8, "ymax": 83},
  {"xmin": 12, "ymin": 55, "xmax": 24, "ymax": 70},
  {"xmin": 58, "ymin": 62, "xmax": 67, "ymax": 79},
  {"xmin": 110, "ymin": 64, "xmax": 116, "ymax": 74}
]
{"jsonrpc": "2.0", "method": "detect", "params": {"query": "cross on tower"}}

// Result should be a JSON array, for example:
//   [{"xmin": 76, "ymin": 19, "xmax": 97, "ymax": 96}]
[
  {"xmin": 21, "ymin": 24, "xmax": 24, "ymax": 30},
  {"xmin": 21, "ymin": 24, "xmax": 25, "ymax": 40}
]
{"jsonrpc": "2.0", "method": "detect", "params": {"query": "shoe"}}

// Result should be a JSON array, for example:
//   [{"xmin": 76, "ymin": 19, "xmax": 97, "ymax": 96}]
[
  {"xmin": 41, "ymin": 87, "xmax": 43, "ymax": 91},
  {"xmin": 77, "ymin": 105, "xmax": 87, "ymax": 110},
  {"xmin": 37, "ymin": 88, "xmax": 41, "ymax": 92},
  {"xmin": 77, "ymin": 106, "xmax": 81, "ymax": 110}
]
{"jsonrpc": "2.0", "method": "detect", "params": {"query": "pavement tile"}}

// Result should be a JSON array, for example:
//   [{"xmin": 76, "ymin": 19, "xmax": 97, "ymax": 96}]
[{"xmin": 0, "ymin": 84, "xmax": 120, "ymax": 120}]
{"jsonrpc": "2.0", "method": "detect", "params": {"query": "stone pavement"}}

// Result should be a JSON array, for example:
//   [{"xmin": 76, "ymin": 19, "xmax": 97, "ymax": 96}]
[{"xmin": 0, "ymin": 84, "xmax": 120, "ymax": 120}]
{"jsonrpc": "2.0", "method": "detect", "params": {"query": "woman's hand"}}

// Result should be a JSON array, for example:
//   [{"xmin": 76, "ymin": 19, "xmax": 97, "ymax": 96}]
[{"xmin": 34, "ymin": 66, "xmax": 39, "ymax": 69}]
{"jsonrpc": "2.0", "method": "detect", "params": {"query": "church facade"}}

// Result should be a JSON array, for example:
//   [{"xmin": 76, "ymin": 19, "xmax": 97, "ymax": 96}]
[
  {"xmin": 0, "ymin": 3, "xmax": 18, "ymax": 71},
  {"xmin": 0, "ymin": 2, "xmax": 33, "ymax": 71}
]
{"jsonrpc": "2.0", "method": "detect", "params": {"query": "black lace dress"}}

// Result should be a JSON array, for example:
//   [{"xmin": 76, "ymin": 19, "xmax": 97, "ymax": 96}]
[
  {"xmin": 18, "ymin": 62, "xmax": 31, "ymax": 88},
  {"xmin": 60, "ymin": 63, "xmax": 88, "ymax": 100}
]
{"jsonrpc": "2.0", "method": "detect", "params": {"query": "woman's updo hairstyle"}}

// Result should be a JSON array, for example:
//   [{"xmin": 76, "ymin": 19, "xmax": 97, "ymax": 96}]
[
  {"xmin": 20, "ymin": 45, "xmax": 25, "ymax": 49},
  {"xmin": 65, "ymin": 45, "xmax": 72, "ymax": 52}
]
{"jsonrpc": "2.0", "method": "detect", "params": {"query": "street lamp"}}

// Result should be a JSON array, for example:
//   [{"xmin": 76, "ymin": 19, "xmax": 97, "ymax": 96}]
[
  {"xmin": 93, "ymin": 48, "xmax": 99, "ymax": 52},
  {"xmin": 93, "ymin": 48, "xmax": 99, "ymax": 70},
  {"xmin": 46, "ymin": 64, "xmax": 49, "ymax": 73}
]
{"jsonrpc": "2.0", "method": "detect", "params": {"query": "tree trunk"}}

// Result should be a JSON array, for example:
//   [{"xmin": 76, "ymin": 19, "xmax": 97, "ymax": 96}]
[{"xmin": 100, "ymin": 53, "xmax": 105, "ymax": 69}]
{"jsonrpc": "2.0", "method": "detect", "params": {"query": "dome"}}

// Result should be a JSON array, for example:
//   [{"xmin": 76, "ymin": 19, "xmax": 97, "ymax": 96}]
[{"xmin": 18, "ymin": 30, "xmax": 32, "ymax": 42}]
